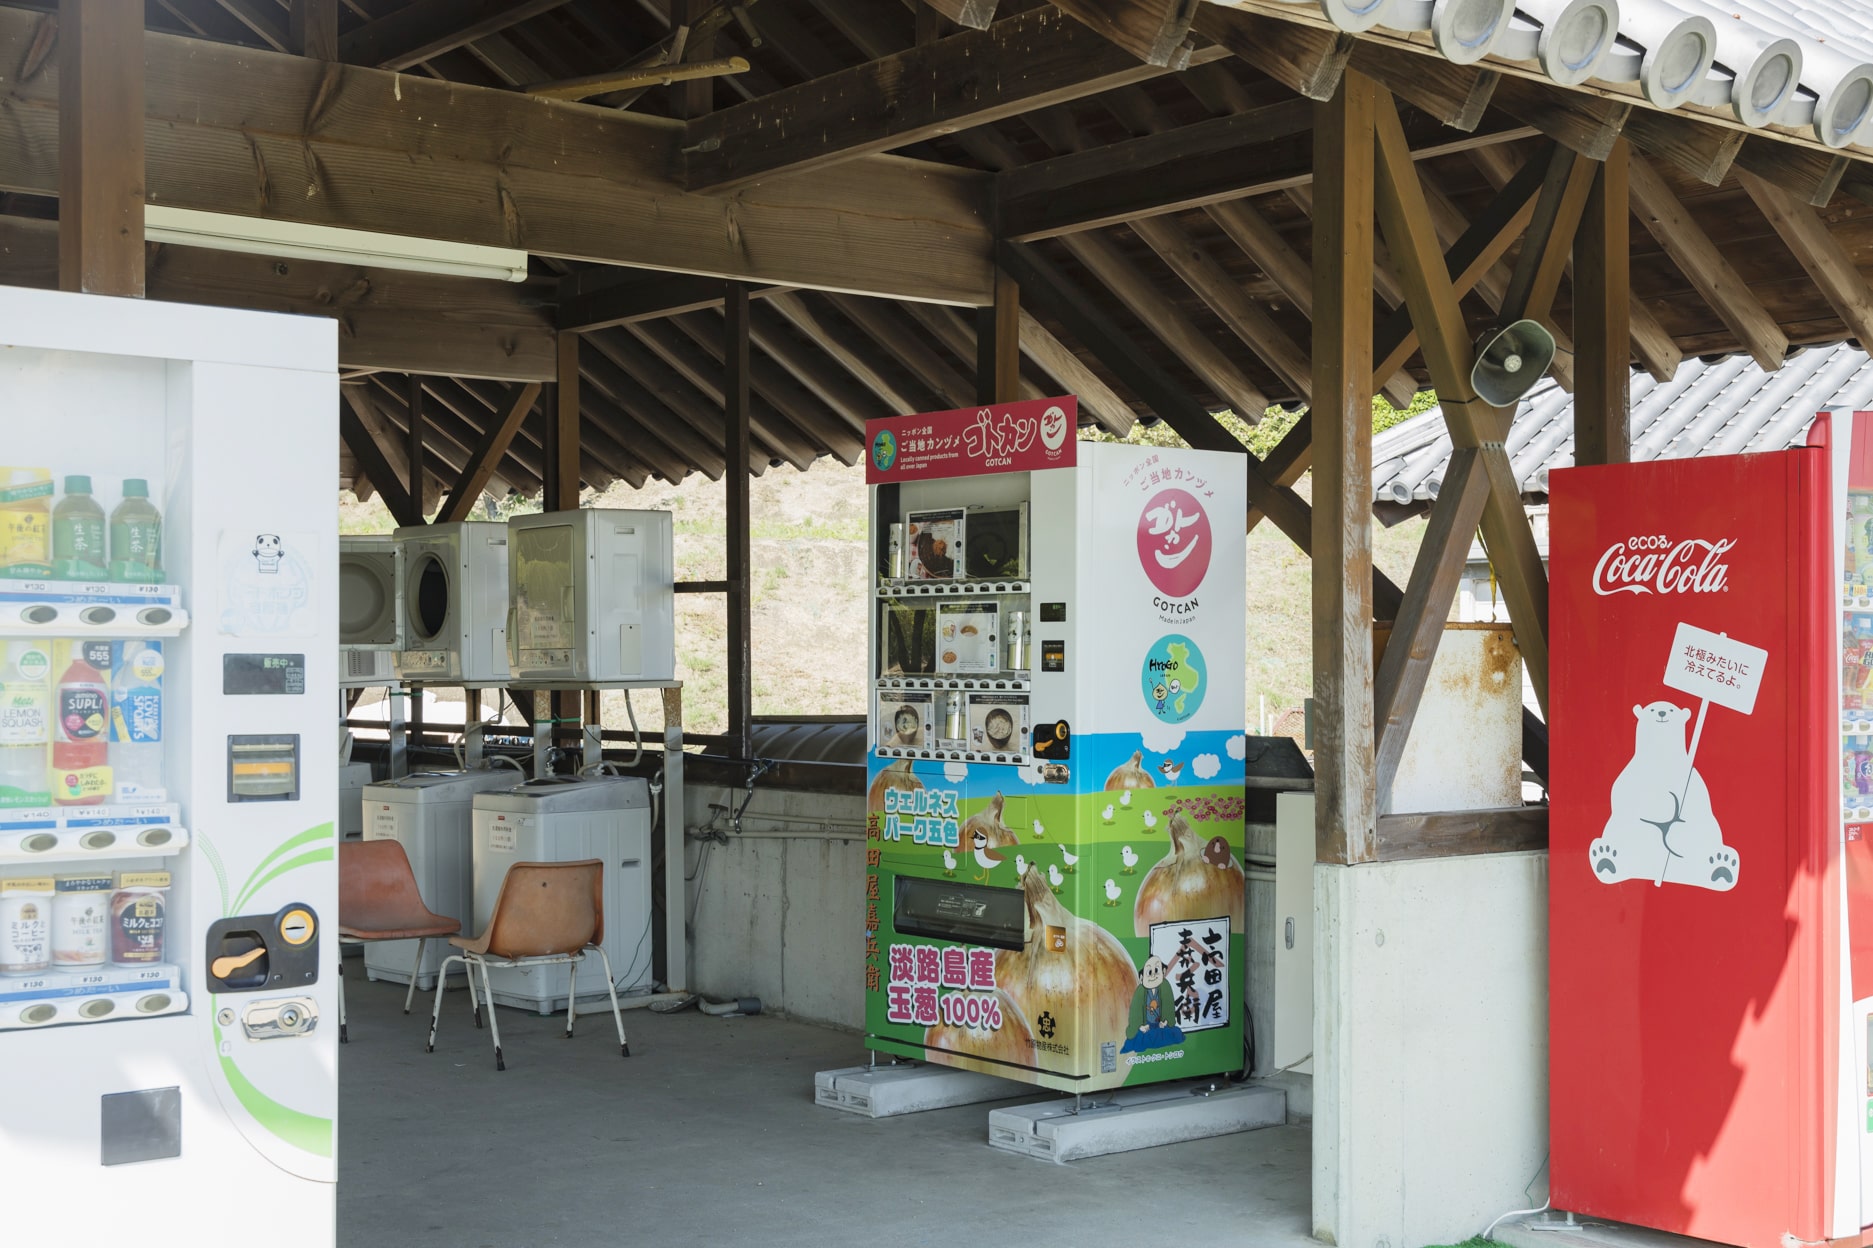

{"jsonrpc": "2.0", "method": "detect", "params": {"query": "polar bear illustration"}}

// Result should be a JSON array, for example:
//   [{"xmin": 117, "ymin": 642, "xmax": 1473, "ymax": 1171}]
[{"xmin": 1588, "ymin": 701, "xmax": 1739, "ymax": 892}]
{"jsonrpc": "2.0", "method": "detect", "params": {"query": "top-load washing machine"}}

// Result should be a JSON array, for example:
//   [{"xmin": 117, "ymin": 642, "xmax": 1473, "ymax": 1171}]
[
  {"xmin": 470, "ymin": 775, "xmax": 654, "ymax": 1012},
  {"xmin": 393, "ymin": 521, "xmax": 510, "ymax": 684},
  {"xmin": 361, "ymin": 767, "xmax": 524, "ymax": 990},
  {"xmin": 507, "ymin": 509, "xmax": 675, "ymax": 682},
  {"xmin": 339, "ymin": 534, "xmax": 401, "ymax": 686}
]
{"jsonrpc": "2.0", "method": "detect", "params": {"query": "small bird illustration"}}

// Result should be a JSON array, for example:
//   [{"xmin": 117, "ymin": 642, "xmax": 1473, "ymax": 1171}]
[
  {"xmin": 971, "ymin": 828, "xmax": 1008, "ymax": 882},
  {"xmin": 1014, "ymin": 853, "xmax": 1028, "ymax": 878},
  {"xmin": 1142, "ymin": 810, "xmax": 1159, "ymax": 832},
  {"xmin": 1104, "ymin": 879, "xmax": 1122, "ymax": 906},
  {"xmin": 1120, "ymin": 791, "xmax": 1134, "ymax": 808},
  {"xmin": 941, "ymin": 848, "xmax": 957, "ymax": 877},
  {"xmin": 1157, "ymin": 759, "xmax": 1184, "ymax": 784},
  {"xmin": 1101, "ymin": 804, "xmax": 1115, "ymax": 824},
  {"xmin": 1060, "ymin": 845, "xmax": 1079, "ymax": 873},
  {"xmin": 1047, "ymin": 863, "xmax": 1065, "ymax": 891},
  {"xmin": 1032, "ymin": 818, "xmax": 1046, "ymax": 840},
  {"xmin": 1121, "ymin": 846, "xmax": 1139, "ymax": 873}
]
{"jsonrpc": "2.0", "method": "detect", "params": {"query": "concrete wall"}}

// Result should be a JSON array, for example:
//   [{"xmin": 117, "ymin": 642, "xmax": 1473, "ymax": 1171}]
[
  {"xmin": 1313, "ymin": 851, "xmax": 1548, "ymax": 1248},
  {"xmin": 682, "ymin": 782, "xmax": 867, "ymax": 1032}
]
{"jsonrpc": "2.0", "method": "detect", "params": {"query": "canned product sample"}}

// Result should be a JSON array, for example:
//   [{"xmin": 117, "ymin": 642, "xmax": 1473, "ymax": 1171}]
[
  {"xmin": 0, "ymin": 878, "xmax": 55, "ymax": 974},
  {"xmin": 110, "ymin": 872, "xmax": 169, "ymax": 966},
  {"xmin": 53, "ymin": 875, "xmax": 112, "ymax": 966}
]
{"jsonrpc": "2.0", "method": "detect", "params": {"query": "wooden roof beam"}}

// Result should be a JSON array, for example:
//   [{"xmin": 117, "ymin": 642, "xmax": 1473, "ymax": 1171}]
[
  {"xmin": 422, "ymin": 376, "xmax": 548, "ymax": 493},
  {"xmin": 822, "ymin": 294, "xmax": 977, "ymax": 411},
  {"xmin": 716, "ymin": 306, "xmax": 888, "ymax": 437},
  {"xmin": 0, "ymin": 9, "xmax": 995, "ymax": 306},
  {"xmin": 587, "ymin": 324, "xmax": 792, "ymax": 473},
  {"xmin": 1048, "ymin": 0, "xmax": 1198, "ymax": 68},
  {"xmin": 1190, "ymin": 5, "xmax": 1349, "ymax": 101},
  {"xmin": 603, "ymin": 322, "xmax": 820, "ymax": 470},
  {"xmin": 455, "ymin": 376, "xmax": 661, "ymax": 488},
  {"xmin": 364, "ymin": 374, "xmax": 542, "ymax": 499},
  {"xmin": 655, "ymin": 313, "xmax": 867, "ymax": 464},
  {"xmin": 681, "ymin": 5, "xmax": 1222, "ymax": 192},
  {"xmin": 766, "ymin": 293, "xmax": 929, "ymax": 415},
  {"xmin": 438, "ymin": 382, "xmax": 545, "ymax": 522},
  {"xmin": 1628, "ymin": 150, "xmax": 1788, "ymax": 372},
  {"xmin": 576, "ymin": 339, "xmax": 734, "ymax": 479},
  {"xmin": 340, "ymin": 387, "xmax": 421, "ymax": 528},
  {"xmin": 558, "ymin": 269, "xmax": 787, "ymax": 333},
  {"xmin": 1738, "ymin": 167, "xmax": 1873, "ymax": 351},
  {"xmin": 339, "ymin": 0, "xmax": 574, "ymax": 71}
]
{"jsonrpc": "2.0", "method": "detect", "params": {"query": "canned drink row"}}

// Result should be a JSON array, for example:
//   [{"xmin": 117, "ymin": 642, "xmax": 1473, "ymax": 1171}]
[{"xmin": 0, "ymin": 871, "xmax": 168, "ymax": 975}]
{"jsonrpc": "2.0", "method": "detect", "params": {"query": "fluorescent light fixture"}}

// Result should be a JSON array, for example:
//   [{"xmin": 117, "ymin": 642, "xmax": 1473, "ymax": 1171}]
[{"xmin": 143, "ymin": 205, "xmax": 530, "ymax": 282}]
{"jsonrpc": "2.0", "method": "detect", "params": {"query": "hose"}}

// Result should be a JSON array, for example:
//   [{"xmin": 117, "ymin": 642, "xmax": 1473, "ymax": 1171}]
[
  {"xmin": 621, "ymin": 688, "xmax": 644, "ymax": 768},
  {"xmin": 697, "ymin": 996, "xmax": 762, "ymax": 1018},
  {"xmin": 484, "ymin": 755, "xmax": 526, "ymax": 776}
]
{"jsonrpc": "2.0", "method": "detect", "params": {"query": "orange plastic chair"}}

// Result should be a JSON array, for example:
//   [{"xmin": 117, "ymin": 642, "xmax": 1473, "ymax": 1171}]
[
  {"xmin": 425, "ymin": 859, "xmax": 628, "ymax": 1071},
  {"xmin": 336, "ymin": 839, "xmax": 462, "ymax": 1043}
]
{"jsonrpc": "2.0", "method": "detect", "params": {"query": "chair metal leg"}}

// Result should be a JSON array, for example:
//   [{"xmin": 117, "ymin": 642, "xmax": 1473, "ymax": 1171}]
[
  {"xmin": 338, "ymin": 961, "xmax": 348, "ymax": 1045},
  {"xmin": 565, "ymin": 954, "xmax": 577, "ymax": 1039},
  {"xmin": 592, "ymin": 945, "xmax": 629, "ymax": 1058},
  {"xmin": 404, "ymin": 938, "xmax": 426, "ymax": 1014},
  {"xmin": 428, "ymin": 954, "xmax": 464, "ymax": 1054},
  {"xmin": 465, "ymin": 949, "xmax": 482, "ymax": 1029},
  {"xmin": 476, "ymin": 958, "xmax": 505, "ymax": 1071}
]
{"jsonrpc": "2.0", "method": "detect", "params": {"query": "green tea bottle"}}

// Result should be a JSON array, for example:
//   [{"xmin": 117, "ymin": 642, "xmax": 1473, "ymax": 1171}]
[
  {"xmin": 51, "ymin": 476, "xmax": 106, "ymax": 581},
  {"xmin": 109, "ymin": 479, "xmax": 163, "ymax": 583}
]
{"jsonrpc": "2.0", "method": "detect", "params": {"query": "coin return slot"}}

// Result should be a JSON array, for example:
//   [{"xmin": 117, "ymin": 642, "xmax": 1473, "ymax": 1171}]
[{"xmin": 79, "ymin": 606, "xmax": 117, "ymax": 626}]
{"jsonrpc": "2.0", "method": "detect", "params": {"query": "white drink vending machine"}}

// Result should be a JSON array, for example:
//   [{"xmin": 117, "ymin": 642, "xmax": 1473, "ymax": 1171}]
[{"xmin": 0, "ymin": 290, "xmax": 339, "ymax": 1242}]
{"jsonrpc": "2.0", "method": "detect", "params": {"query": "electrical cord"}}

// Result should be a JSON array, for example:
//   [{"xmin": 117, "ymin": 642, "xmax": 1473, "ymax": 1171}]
[
  {"xmin": 1481, "ymin": 1152, "xmax": 1552, "ymax": 1241},
  {"xmin": 609, "ymin": 911, "xmax": 653, "ymax": 995}
]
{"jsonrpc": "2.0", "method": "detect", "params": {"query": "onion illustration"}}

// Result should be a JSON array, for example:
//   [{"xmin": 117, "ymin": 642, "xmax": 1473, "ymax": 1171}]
[
  {"xmin": 1134, "ymin": 811, "xmax": 1246, "ymax": 937},
  {"xmin": 960, "ymin": 791, "xmax": 1020, "ymax": 852},
  {"xmin": 868, "ymin": 758, "xmax": 923, "ymax": 813},
  {"xmin": 924, "ymin": 989, "xmax": 1036, "ymax": 1076},
  {"xmin": 1104, "ymin": 749, "xmax": 1156, "ymax": 791},
  {"xmin": 996, "ymin": 866, "xmax": 1138, "ymax": 1067}
]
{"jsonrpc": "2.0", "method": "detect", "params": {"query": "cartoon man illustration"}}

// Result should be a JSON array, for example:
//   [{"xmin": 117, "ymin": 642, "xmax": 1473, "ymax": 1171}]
[
  {"xmin": 1121, "ymin": 956, "xmax": 1188, "ymax": 1053},
  {"xmin": 1152, "ymin": 682, "xmax": 1168, "ymax": 713}
]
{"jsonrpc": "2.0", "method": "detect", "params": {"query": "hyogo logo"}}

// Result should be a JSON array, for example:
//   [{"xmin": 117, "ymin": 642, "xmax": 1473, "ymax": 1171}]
[
  {"xmin": 1141, "ymin": 634, "xmax": 1206, "ymax": 724},
  {"xmin": 1592, "ymin": 535, "xmax": 1735, "ymax": 596},
  {"xmin": 1137, "ymin": 488, "xmax": 1212, "ymax": 599},
  {"xmin": 870, "ymin": 428, "xmax": 898, "ymax": 473}
]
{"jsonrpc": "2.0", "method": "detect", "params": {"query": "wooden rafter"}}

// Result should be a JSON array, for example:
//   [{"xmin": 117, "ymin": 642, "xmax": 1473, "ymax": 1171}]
[
  {"xmin": 767, "ymin": 292, "xmax": 925, "ymax": 415},
  {"xmin": 1627, "ymin": 150, "xmax": 1788, "ymax": 372},
  {"xmin": 1737, "ymin": 167, "xmax": 1873, "ymax": 352},
  {"xmin": 1350, "ymin": 42, "xmax": 1498, "ymax": 133},
  {"xmin": 0, "ymin": 9, "xmax": 995, "ymax": 305},
  {"xmin": 557, "ymin": 270, "xmax": 785, "ymax": 334},
  {"xmin": 682, "ymin": 6, "xmax": 1218, "ymax": 192},
  {"xmin": 289, "ymin": 0, "xmax": 338, "ymax": 60},
  {"xmin": 577, "ymin": 337, "xmax": 732, "ymax": 479},
  {"xmin": 899, "ymin": 301, "xmax": 1138, "ymax": 436},
  {"xmin": 824, "ymin": 294, "xmax": 975, "ymax": 411},
  {"xmin": 1243, "ymin": 413, "xmax": 1312, "ymax": 535},
  {"xmin": 606, "ymin": 323, "xmax": 820, "ymax": 471},
  {"xmin": 1047, "ymin": 0, "xmax": 1199, "ymax": 68},
  {"xmin": 659, "ymin": 313, "xmax": 868, "ymax": 464},
  {"xmin": 339, "ymin": 0, "xmax": 573, "ymax": 71},
  {"xmin": 524, "ymin": 56, "xmax": 752, "ymax": 101},
  {"xmin": 1734, "ymin": 140, "xmax": 1850, "ymax": 209},
  {"xmin": 1190, "ymin": 5, "xmax": 1349, "ymax": 101},
  {"xmin": 439, "ymin": 381, "xmax": 544, "ymax": 521},
  {"xmin": 340, "ymin": 387, "xmax": 421, "ymax": 527}
]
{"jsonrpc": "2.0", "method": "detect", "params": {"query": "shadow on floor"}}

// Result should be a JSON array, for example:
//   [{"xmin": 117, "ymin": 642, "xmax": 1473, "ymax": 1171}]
[{"xmin": 338, "ymin": 973, "xmax": 1313, "ymax": 1248}]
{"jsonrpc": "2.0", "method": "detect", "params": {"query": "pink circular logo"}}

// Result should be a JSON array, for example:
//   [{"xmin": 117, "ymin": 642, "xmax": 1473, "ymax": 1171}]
[{"xmin": 1137, "ymin": 488, "xmax": 1212, "ymax": 598}]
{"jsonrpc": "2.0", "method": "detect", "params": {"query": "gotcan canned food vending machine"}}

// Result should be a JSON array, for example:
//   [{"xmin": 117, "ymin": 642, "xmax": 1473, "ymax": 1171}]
[
  {"xmin": 0, "ymin": 289, "xmax": 338, "ymax": 1243},
  {"xmin": 864, "ymin": 397, "xmax": 1248, "ymax": 1092}
]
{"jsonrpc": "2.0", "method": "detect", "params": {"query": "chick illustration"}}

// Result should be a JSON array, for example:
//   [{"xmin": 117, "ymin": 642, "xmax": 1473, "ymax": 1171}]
[
  {"xmin": 1142, "ymin": 809, "xmax": 1158, "ymax": 832},
  {"xmin": 971, "ymin": 828, "xmax": 1008, "ymax": 883},
  {"xmin": 1014, "ymin": 853, "xmax": 1028, "ymax": 878},
  {"xmin": 1101, "ymin": 804, "xmax": 1115, "ymax": 824},
  {"xmin": 1103, "ymin": 879, "xmax": 1122, "ymax": 906},
  {"xmin": 1032, "ymin": 818, "xmax": 1046, "ymax": 840},
  {"xmin": 1120, "ymin": 791, "xmax": 1134, "ymax": 808},
  {"xmin": 941, "ymin": 848, "xmax": 957, "ymax": 877},
  {"xmin": 1047, "ymin": 863, "xmax": 1065, "ymax": 892},
  {"xmin": 1060, "ymin": 844, "xmax": 1079, "ymax": 873},
  {"xmin": 1121, "ymin": 846, "xmax": 1139, "ymax": 874}
]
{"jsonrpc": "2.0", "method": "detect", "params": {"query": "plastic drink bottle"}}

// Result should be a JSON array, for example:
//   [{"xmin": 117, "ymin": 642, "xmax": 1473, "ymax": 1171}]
[
  {"xmin": 51, "ymin": 476, "xmax": 106, "ymax": 581},
  {"xmin": 0, "ymin": 641, "xmax": 51, "ymax": 807},
  {"xmin": 50, "ymin": 643, "xmax": 111, "ymax": 806},
  {"xmin": 109, "ymin": 479, "xmax": 163, "ymax": 583},
  {"xmin": 0, "ymin": 467, "xmax": 52, "ymax": 576},
  {"xmin": 110, "ymin": 641, "xmax": 164, "ymax": 802}
]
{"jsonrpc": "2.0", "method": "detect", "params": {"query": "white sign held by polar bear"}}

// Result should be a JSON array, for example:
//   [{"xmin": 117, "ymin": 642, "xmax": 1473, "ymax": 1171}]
[{"xmin": 1588, "ymin": 624, "xmax": 1763, "ymax": 893}]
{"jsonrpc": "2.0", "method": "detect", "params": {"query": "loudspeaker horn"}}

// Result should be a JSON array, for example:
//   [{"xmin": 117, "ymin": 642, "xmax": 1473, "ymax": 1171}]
[{"xmin": 1470, "ymin": 320, "xmax": 1557, "ymax": 408}]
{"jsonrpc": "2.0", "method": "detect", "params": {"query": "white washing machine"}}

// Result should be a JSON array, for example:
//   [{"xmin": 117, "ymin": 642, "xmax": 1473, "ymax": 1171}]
[
  {"xmin": 507, "ymin": 508, "xmax": 676, "ymax": 682},
  {"xmin": 340, "ymin": 535, "xmax": 402, "ymax": 687},
  {"xmin": 361, "ymin": 768, "xmax": 523, "ymax": 990},
  {"xmin": 393, "ymin": 520, "xmax": 510, "ymax": 684},
  {"xmin": 470, "ymin": 776, "xmax": 654, "ymax": 1013},
  {"xmin": 338, "ymin": 760, "xmax": 375, "ymax": 841}
]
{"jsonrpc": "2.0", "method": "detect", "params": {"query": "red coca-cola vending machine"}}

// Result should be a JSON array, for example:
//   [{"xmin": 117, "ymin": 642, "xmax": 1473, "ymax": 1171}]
[{"xmin": 1549, "ymin": 412, "xmax": 1873, "ymax": 1247}]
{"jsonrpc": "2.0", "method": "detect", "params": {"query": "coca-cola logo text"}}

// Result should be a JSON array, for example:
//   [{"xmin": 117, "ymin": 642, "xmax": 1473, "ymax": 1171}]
[{"xmin": 1592, "ymin": 536, "xmax": 1735, "ymax": 596}]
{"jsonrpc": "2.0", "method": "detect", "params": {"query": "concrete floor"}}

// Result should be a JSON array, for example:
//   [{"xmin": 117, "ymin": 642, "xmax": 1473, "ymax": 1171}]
[{"xmin": 337, "ymin": 973, "xmax": 1315, "ymax": 1248}]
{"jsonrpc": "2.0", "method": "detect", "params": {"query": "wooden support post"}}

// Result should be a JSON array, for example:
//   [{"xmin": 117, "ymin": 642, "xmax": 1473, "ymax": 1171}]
[
  {"xmin": 725, "ymin": 284, "xmax": 753, "ymax": 760},
  {"xmin": 552, "ymin": 332, "xmax": 581, "ymax": 509},
  {"xmin": 976, "ymin": 268, "xmax": 1021, "ymax": 404},
  {"xmin": 58, "ymin": 0, "xmax": 145, "ymax": 297},
  {"xmin": 1576, "ymin": 139, "xmax": 1631, "ymax": 466},
  {"xmin": 670, "ymin": 0, "xmax": 714, "ymax": 121},
  {"xmin": 289, "ymin": 0, "xmax": 338, "ymax": 59},
  {"xmin": 1311, "ymin": 70, "xmax": 1378, "ymax": 867},
  {"xmin": 406, "ymin": 374, "xmax": 428, "ymax": 520}
]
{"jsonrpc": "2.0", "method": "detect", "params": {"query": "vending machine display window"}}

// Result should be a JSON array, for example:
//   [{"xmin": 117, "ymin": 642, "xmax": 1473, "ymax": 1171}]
[
  {"xmin": 935, "ymin": 601, "xmax": 999, "ymax": 674},
  {"xmin": 878, "ymin": 691, "xmax": 935, "ymax": 752},
  {"xmin": 962, "ymin": 504, "xmax": 1028, "ymax": 580},
  {"xmin": 880, "ymin": 600, "xmax": 936, "ymax": 675},
  {"xmin": 905, "ymin": 509, "xmax": 963, "ymax": 580}
]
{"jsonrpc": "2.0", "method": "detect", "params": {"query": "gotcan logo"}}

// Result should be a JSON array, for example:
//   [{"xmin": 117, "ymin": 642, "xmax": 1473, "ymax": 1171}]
[
  {"xmin": 1137, "ymin": 488, "xmax": 1212, "ymax": 599},
  {"xmin": 1592, "ymin": 536, "xmax": 1736, "ymax": 596}
]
